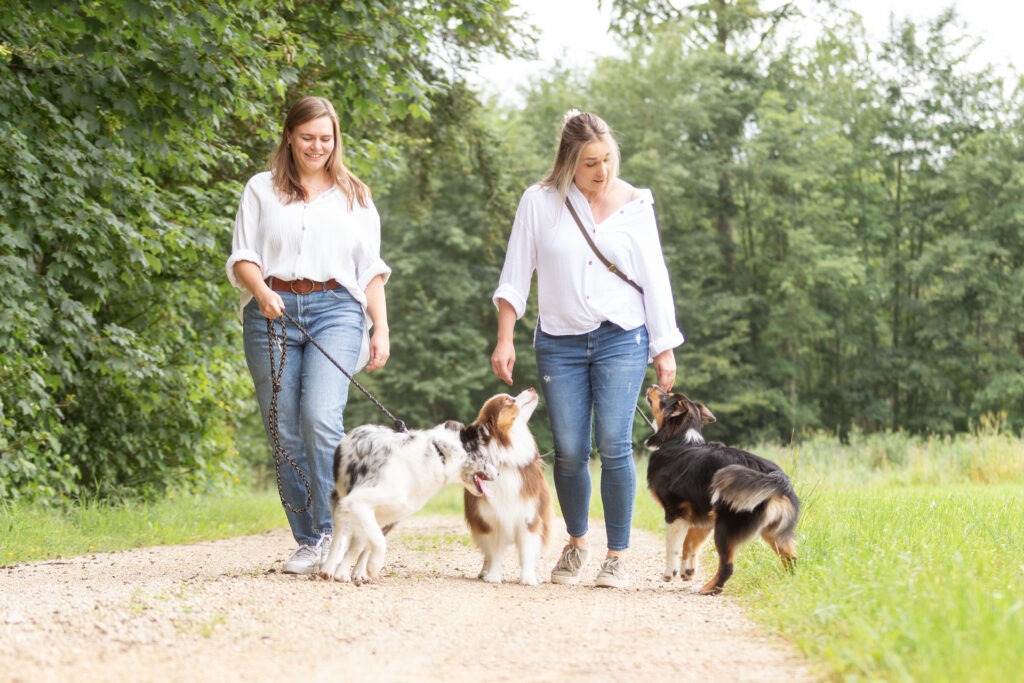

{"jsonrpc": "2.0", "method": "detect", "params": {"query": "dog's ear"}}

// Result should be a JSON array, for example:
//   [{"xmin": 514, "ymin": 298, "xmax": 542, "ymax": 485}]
[
  {"xmin": 664, "ymin": 395, "xmax": 688, "ymax": 419},
  {"xmin": 696, "ymin": 402, "xmax": 716, "ymax": 424},
  {"xmin": 460, "ymin": 423, "xmax": 489, "ymax": 448}
]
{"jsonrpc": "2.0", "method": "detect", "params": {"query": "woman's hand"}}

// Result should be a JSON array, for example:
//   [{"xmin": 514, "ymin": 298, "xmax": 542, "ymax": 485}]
[
  {"xmin": 653, "ymin": 349, "xmax": 676, "ymax": 391},
  {"xmin": 366, "ymin": 326, "xmax": 390, "ymax": 372},
  {"xmin": 254, "ymin": 289, "xmax": 285, "ymax": 319},
  {"xmin": 491, "ymin": 340, "xmax": 516, "ymax": 385},
  {"xmin": 491, "ymin": 299, "xmax": 518, "ymax": 385},
  {"xmin": 233, "ymin": 261, "xmax": 284, "ymax": 319}
]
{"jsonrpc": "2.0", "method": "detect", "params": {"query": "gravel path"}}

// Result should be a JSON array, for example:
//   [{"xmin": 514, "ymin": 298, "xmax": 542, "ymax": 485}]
[{"xmin": 0, "ymin": 515, "xmax": 817, "ymax": 682}]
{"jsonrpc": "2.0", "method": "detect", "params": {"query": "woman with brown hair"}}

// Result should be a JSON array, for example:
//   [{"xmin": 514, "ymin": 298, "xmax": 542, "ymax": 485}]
[
  {"xmin": 491, "ymin": 110, "xmax": 683, "ymax": 588},
  {"xmin": 226, "ymin": 96, "xmax": 391, "ymax": 574}
]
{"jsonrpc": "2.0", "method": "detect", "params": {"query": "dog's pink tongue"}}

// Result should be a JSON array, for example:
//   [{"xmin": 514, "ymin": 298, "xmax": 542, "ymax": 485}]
[{"xmin": 474, "ymin": 474, "xmax": 491, "ymax": 499}]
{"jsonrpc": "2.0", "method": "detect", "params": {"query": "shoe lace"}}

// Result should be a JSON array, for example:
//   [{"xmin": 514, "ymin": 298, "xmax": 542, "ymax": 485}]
[
  {"xmin": 290, "ymin": 544, "xmax": 319, "ymax": 562},
  {"xmin": 557, "ymin": 545, "xmax": 584, "ymax": 573},
  {"xmin": 600, "ymin": 557, "xmax": 623, "ymax": 575}
]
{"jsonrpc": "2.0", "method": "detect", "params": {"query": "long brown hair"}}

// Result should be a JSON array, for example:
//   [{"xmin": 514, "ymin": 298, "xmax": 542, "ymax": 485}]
[
  {"xmin": 270, "ymin": 96, "xmax": 370, "ymax": 208},
  {"xmin": 540, "ymin": 109, "xmax": 620, "ymax": 200}
]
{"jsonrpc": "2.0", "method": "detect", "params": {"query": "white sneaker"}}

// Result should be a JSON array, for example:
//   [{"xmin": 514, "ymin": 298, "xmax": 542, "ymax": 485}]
[
  {"xmin": 282, "ymin": 535, "xmax": 331, "ymax": 575},
  {"xmin": 282, "ymin": 544, "xmax": 320, "ymax": 575}
]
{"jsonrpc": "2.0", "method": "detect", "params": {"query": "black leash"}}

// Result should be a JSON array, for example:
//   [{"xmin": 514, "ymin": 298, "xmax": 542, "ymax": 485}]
[
  {"xmin": 268, "ymin": 311, "xmax": 407, "ymax": 432},
  {"xmin": 635, "ymin": 402, "xmax": 657, "ymax": 432},
  {"xmin": 265, "ymin": 316, "xmax": 311, "ymax": 514},
  {"xmin": 263, "ymin": 311, "xmax": 407, "ymax": 515},
  {"xmin": 279, "ymin": 310, "xmax": 407, "ymax": 433}
]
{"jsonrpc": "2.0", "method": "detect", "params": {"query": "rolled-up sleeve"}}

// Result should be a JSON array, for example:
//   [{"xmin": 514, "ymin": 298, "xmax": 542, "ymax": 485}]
[
  {"xmin": 492, "ymin": 190, "xmax": 539, "ymax": 318},
  {"xmin": 354, "ymin": 204, "xmax": 392, "ymax": 290},
  {"xmin": 225, "ymin": 178, "xmax": 263, "ymax": 288}
]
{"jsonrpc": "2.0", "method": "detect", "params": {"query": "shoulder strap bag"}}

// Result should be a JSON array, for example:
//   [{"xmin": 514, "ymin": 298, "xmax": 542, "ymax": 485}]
[{"xmin": 564, "ymin": 198, "xmax": 644, "ymax": 294}]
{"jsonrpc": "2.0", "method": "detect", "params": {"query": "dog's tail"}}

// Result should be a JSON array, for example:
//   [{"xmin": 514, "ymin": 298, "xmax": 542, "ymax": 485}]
[{"xmin": 711, "ymin": 465, "xmax": 799, "ymax": 527}]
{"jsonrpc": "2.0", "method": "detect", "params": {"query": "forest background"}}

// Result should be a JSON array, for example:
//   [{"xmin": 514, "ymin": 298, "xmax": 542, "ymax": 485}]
[{"xmin": 2, "ymin": 0, "xmax": 1022, "ymax": 503}]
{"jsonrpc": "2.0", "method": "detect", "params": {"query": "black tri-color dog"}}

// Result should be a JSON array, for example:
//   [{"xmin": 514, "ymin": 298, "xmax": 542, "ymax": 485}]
[{"xmin": 644, "ymin": 386, "xmax": 799, "ymax": 595}]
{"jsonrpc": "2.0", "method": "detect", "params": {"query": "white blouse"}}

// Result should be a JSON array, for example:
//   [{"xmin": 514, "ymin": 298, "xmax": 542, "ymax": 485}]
[
  {"xmin": 226, "ymin": 171, "xmax": 391, "ymax": 369},
  {"xmin": 493, "ymin": 183, "xmax": 684, "ymax": 358}
]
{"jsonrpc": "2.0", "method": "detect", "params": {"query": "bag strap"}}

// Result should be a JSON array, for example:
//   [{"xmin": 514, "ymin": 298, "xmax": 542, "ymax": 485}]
[{"xmin": 564, "ymin": 198, "xmax": 644, "ymax": 294}]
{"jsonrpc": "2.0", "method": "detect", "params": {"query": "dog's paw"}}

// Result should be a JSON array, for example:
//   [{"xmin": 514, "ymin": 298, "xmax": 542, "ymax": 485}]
[
  {"xmin": 480, "ymin": 572, "xmax": 503, "ymax": 584},
  {"xmin": 682, "ymin": 568, "xmax": 695, "ymax": 581},
  {"xmin": 519, "ymin": 574, "xmax": 540, "ymax": 587},
  {"xmin": 367, "ymin": 560, "xmax": 384, "ymax": 579},
  {"xmin": 662, "ymin": 570, "xmax": 678, "ymax": 582}
]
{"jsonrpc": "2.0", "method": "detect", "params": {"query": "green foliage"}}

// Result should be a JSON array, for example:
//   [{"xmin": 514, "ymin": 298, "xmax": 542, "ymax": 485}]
[
  {"xmin": 0, "ymin": 0, "xmax": 524, "ymax": 502},
  {"xmin": 3, "ymin": 0, "xmax": 1023, "ymax": 503},
  {"xmin": 565, "ymin": 0, "xmax": 1024, "ymax": 443},
  {"xmin": 343, "ymin": 82, "xmax": 543, "ymax": 436},
  {"xmin": 1, "ymin": 0, "xmax": 280, "ymax": 500}
]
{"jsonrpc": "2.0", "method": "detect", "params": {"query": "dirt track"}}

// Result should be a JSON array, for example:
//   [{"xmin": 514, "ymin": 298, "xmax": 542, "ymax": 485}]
[{"xmin": 0, "ymin": 515, "xmax": 817, "ymax": 682}]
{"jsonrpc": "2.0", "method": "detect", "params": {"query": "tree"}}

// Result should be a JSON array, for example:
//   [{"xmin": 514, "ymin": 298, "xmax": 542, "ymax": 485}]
[{"xmin": 0, "ymin": 0, "xmax": 525, "ymax": 501}]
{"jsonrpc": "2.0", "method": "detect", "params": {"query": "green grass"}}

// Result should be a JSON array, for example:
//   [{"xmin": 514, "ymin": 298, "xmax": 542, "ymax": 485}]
[
  {"xmin": 0, "ymin": 490, "xmax": 285, "ymax": 564},
  {"xmin": 4, "ymin": 430, "xmax": 1023, "ymax": 682},
  {"xmin": 626, "ymin": 425, "xmax": 1024, "ymax": 683},
  {"xmin": 729, "ymin": 484, "xmax": 1024, "ymax": 682}
]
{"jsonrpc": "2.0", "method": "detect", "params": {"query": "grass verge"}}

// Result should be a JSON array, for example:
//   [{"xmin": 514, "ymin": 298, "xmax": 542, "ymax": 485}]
[
  {"xmin": 730, "ymin": 484, "xmax": 1024, "ymax": 682},
  {"xmin": 0, "ymin": 490, "xmax": 284, "ymax": 564}
]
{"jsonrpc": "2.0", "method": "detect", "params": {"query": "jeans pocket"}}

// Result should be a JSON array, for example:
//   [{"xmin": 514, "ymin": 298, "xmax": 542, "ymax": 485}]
[{"xmin": 325, "ymin": 285, "xmax": 355, "ymax": 303}]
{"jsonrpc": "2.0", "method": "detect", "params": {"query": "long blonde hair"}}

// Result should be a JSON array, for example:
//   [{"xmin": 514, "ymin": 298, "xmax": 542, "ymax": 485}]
[
  {"xmin": 540, "ymin": 109, "xmax": 620, "ymax": 200},
  {"xmin": 270, "ymin": 96, "xmax": 370, "ymax": 208}
]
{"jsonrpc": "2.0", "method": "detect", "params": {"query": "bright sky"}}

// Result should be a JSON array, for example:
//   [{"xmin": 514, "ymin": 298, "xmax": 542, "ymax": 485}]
[{"xmin": 475, "ymin": 0, "xmax": 1024, "ymax": 102}]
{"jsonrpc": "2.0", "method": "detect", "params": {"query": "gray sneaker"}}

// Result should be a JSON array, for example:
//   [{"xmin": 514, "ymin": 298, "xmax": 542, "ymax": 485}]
[
  {"xmin": 282, "ymin": 544, "xmax": 320, "ymax": 575},
  {"xmin": 550, "ymin": 544, "xmax": 590, "ymax": 585},
  {"xmin": 282, "ymin": 534, "xmax": 331, "ymax": 575},
  {"xmin": 594, "ymin": 556, "xmax": 630, "ymax": 589}
]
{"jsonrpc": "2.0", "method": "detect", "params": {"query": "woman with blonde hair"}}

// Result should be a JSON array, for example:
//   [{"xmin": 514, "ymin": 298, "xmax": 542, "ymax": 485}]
[
  {"xmin": 491, "ymin": 110, "xmax": 683, "ymax": 588},
  {"xmin": 227, "ymin": 96, "xmax": 391, "ymax": 574}
]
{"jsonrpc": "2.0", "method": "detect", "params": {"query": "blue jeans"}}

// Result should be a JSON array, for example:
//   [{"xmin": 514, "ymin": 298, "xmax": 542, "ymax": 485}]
[
  {"xmin": 534, "ymin": 321, "xmax": 649, "ymax": 551},
  {"xmin": 242, "ymin": 287, "xmax": 363, "ymax": 546}
]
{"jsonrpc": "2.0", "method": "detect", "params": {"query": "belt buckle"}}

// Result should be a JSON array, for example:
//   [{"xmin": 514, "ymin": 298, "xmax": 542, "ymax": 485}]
[{"xmin": 290, "ymin": 279, "xmax": 316, "ymax": 295}]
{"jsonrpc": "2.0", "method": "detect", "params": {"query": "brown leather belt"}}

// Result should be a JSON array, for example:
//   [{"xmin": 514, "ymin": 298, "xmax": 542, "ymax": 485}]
[{"xmin": 266, "ymin": 277, "xmax": 342, "ymax": 294}]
